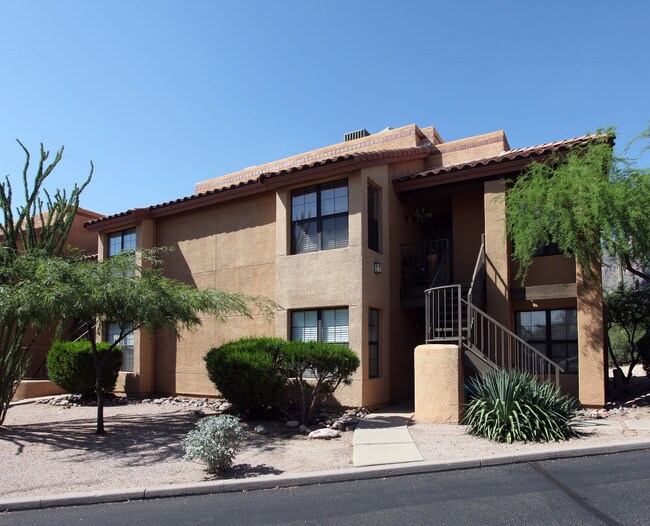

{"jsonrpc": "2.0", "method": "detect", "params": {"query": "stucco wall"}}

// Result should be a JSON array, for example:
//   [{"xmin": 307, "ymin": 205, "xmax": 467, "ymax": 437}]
[
  {"xmin": 452, "ymin": 187, "xmax": 485, "ymax": 284},
  {"xmin": 151, "ymin": 193, "xmax": 277, "ymax": 396},
  {"xmin": 275, "ymin": 171, "xmax": 365, "ymax": 407}
]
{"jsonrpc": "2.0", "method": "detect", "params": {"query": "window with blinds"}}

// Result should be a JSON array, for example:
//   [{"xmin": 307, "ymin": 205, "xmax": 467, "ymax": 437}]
[
  {"xmin": 368, "ymin": 184, "xmax": 379, "ymax": 252},
  {"xmin": 106, "ymin": 321, "xmax": 135, "ymax": 372},
  {"xmin": 515, "ymin": 309, "xmax": 578, "ymax": 373},
  {"xmin": 291, "ymin": 180, "xmax": 348, "ymax": 254},
  {"xmin": 368, "ymin": 309, "xmax": 379, "ymax": 378},
  {"xmin": 291, "ymin": 308, "xmax": 349, "ymax": 344}
]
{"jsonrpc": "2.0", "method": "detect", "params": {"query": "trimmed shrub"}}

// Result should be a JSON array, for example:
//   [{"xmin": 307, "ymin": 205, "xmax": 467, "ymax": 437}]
[
  {"xmin": 47, "ymin": 340, "xmax": 123, "ymax": 396},
  {"xmin": 204, "ymin": 337, "xmax": 286, "ymax": 417},
  {"xmin": 462, "ymin": 369, "xmax": 579, "ymax": 443},
  {"xmin": 281, "ymin": 341, "xmax": 360, "ymax": 424},
  {"xmin": 182, "ymin": 415, "xmax": 246, "ymax": 473}
]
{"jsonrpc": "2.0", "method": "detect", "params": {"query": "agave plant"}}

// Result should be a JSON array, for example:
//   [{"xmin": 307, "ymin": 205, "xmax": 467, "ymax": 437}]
[{"xmin": 462, "ymin": 369, "xmax": 579, "ymax": 443}]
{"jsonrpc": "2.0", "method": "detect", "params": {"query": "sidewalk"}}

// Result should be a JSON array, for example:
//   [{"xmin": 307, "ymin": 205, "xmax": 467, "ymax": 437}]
[{"xmin": 353, "ymin": 405, "xmax": 422, "ymax": 467}]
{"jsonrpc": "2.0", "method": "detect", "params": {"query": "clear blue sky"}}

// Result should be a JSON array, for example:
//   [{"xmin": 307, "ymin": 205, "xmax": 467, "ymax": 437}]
[{"xmin": 1, "ymin": 1, "xmax": 648, "ymax": 216}]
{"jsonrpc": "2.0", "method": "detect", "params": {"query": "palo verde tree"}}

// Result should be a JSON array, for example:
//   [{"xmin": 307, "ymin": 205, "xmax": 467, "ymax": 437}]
[
  {"xmin": 23, "ymin": 250, "xmax": 276, "ymax": 434},
  {"xmin": 506, "ymin": 126, "xmax": 650, "ymax": 284},
  {"xmin": 0, "ymin": 141, "xmax": 91, "ymax": 425}
]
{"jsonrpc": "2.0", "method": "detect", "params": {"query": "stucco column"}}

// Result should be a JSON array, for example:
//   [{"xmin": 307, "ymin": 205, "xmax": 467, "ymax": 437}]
[
  {"xmin": 483, "ymin": 179, "xmax": 510, "ymax": 328},
  {"xmin": 576, "ymin": 260, "xmax": 606, "ymax": 407},
  {"xmin": 135, "ymin": 218, "xmax": 156, "ymax": 394},
  {"xmin": 414, "ymin": 344, "xmax": 464, "ymax": 423}
]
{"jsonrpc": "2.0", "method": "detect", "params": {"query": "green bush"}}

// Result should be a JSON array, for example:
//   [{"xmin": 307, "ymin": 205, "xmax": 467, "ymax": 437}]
[
  {"xmin": 47, "ymin": 340, "xmax": 123, "ymax": 396},
  {"xmin": 182, "ymin": 415, "xmax": 246, "ymax": 473},
  {"xmin": 281, "ymin": 341, "xmax": 360, "ymax": 424},
  {"xmin": 204, "ymin": 337, "xmax": 286, "ymax": 417},
  {"xmin": 462, "ymin": 369, "xmax": 579, "ymax": 443}
]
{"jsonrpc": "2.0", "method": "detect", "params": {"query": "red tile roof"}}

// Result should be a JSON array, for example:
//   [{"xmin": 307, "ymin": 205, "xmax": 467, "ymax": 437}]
[
  {"xmin": 84, "ymin": 145, "xmax": 432, "ymax": 228},
  {"xmin": 394, "ymin": 134, "xmax": 611, "ymax": 185}
]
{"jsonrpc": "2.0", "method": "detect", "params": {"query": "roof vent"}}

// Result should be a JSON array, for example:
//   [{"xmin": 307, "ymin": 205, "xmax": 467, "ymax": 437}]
[{"xmin": 344, "ymin": 129, "xmax": 370, "ymax": 142}]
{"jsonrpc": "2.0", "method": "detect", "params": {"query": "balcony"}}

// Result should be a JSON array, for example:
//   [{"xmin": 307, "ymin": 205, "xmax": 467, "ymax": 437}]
[{"xmin": 400, "ymin": 239, "xmax": 450, "ymax": 309}]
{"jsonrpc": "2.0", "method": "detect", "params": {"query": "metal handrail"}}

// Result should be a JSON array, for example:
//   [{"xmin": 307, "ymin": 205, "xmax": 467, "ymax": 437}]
[
  {"xmin": 425, "ymin": 282, "xmax": 563, "ymax": 387},
  {"xmin": 464, "ymin": 298, "xmax": 563, "ymax": 386},
  {"xmin": 424, "ymin": 284, "xmax": 462, "ymax": 348},
  {"xmin": 466, "ymin": 233, "xmax": 485, "ymax": 308}
]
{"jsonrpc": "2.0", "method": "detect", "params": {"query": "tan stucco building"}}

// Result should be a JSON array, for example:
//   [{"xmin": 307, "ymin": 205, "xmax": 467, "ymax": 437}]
[{"xmin": 81, "ymin": 124, "xmax": 607, "ymax": 410}]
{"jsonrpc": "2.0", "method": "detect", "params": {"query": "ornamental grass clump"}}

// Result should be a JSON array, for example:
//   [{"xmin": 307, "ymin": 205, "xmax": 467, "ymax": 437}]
[
  {"xmin": 182, "ymin": 415, "xmax": 246, "ymax": 473},
  {"xmin": 462, "ymin": 369, "xmax": 579, "ymax": 443}
]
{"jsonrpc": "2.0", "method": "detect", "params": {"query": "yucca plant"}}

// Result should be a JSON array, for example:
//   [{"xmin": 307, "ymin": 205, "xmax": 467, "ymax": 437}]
[{"xmin": 462, "ymin": 369, "xmax": 579, "ymax": 443}]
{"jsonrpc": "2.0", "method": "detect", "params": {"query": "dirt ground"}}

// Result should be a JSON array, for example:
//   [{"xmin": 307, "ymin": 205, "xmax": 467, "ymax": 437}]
[{"xmin": 1, "ymin": 366, "xmax": 649, "ymax": 499}]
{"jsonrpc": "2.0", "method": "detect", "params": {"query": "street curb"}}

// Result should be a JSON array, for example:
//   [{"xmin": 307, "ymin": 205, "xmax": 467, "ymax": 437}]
[{"xmin": 1, "ymin": 440, "xmax": 649, "ymax": 513}]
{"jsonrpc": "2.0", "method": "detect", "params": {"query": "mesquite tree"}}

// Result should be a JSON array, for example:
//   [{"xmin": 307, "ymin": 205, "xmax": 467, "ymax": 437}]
[{"xmin": 0, "ymin": 141, "xmax": 91, "ymax": 424}]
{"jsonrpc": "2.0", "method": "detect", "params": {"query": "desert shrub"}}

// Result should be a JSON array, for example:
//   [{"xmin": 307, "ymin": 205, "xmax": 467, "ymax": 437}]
[
  {"xmin": 462, "ymin": 369, "xmax": 579, "ymax": 443},
  {"xmin": 204, "ymin": 337, "xmax": 286, "ymax": 417},
  {"xmin": 47, "ymin": 340, "xmax": 123, "ymax": 396},
  {"xmin": 182, "ymin": 415, "xmax": 246, "ymax": 473},
  {"xmin": 281, "ymin": 341, "xmax": 360, "ymax": 424}
]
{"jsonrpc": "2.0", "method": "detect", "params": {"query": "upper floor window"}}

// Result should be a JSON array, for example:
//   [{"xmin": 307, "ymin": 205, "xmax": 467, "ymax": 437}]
[
  {"xmin": 533, "ymin": 243, "xmax": 563, "ymax": 257},
  {"xmin": 291, "ymin": 180, "xmax": 348, "ymax": 254},
  {"xmin": 108, "ymin": 228, "xmax": 136, "ymax": 257},
  {"xmin": 368, "ymin": 184, "xmax": 379, "ymax": 252}
]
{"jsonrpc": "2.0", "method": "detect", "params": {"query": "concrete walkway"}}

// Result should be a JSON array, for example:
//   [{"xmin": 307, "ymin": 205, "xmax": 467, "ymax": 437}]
[{"xmin": 353, "ymin": 404, "xmax": 423, "ymax": 467}]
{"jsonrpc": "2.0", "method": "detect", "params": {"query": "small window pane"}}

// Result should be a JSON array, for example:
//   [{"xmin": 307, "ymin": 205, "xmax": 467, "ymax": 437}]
[
  {"xmin": 516, "ymin": 311, "xmax": 546, "ymax": 341},
  {"xmin": 291, "ymin": 188, "xmax": 317, "ymax": 221},
  {"xmin": 292, "ymin": 219, "xmax": 318, "ymax": 253},
  {"xmin": 107, "ymin": 321, "xmax": 134, "ymax": 372},
  {"xmin": 292, "ymin": 311, "xmax": 318, "ymax": 342},
  {"xmin": 320, "ymin": 181, "xmax": 348, "ymax": 216},
  {"xmin": 322, "ymin": 308, "xmax": 349, "ymax": 343},
  {"xmin": 322, "ymin": 216, "xmax": 348, "ymax": 250},
  {"xmin": 369, "ymin": 309, "xmax": 379, "ymax": 378}
]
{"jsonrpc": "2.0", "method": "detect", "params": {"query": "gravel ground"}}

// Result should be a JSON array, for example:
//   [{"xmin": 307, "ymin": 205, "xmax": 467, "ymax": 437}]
[
  {"xmin": 0, "ymin": 402, "xmax": 353, "ymax": 499},
  {"xmin": 2, "ymin": 367, "xmax": 649, "ymax": 499}
]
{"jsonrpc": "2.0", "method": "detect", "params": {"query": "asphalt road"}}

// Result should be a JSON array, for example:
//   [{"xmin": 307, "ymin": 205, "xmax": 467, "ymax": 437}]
[{"xmin": 2, "ymin": 450, "xmax": 649, "ymax": 526}]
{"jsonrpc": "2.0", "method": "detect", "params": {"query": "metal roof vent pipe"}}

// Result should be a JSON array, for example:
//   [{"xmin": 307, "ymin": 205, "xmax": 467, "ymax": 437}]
[{"xmin": 344, "ymin": 129, "xmax": 370, "ymax": 142}]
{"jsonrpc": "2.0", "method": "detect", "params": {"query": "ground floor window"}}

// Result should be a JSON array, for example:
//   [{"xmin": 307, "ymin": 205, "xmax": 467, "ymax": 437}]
[
  {"xmin": 291, "ymin": 308, "xmax": 349, "ymax": 344},
  {"xmin": 369, "ymin": 309, "xmax": 379, "ymax": 378},
  {"xmin": 515, "ymin": 309, "xmax": 578, "ymax": 373},
  {"xmin": 106, "ymin": 322, "xmax": 135, "ymax": 372}
]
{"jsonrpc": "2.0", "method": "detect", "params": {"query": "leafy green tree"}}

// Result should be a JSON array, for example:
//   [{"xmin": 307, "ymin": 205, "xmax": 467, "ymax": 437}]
[
  {"xmin": 24, "ymin": 250, "xmax": 276, "ymax": 434},
  {"xmin": 0, "ymin": 141, "xmax": 91, "ymax": 424},
  {"xmin": 506, "ymin": 127, "xmax": 650, "ymax": 283}
]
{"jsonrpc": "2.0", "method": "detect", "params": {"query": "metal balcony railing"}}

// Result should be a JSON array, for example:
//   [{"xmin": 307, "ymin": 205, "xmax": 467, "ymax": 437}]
[{"xmin": 401, "ymin": 239, "xmax": 450, "ymax": 288}]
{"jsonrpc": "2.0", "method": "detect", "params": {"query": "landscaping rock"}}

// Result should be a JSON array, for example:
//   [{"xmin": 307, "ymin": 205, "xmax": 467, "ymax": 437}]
[
  {"xmin": 285, "ymin": 420, "xmax": 300, "ymax": 428},
  {"xmin": 254, "ymin": 425, "xmax": 267, "ymax": 434},
  {"xmin": 308, "ymin": 428, "xmax": 340, "ymax": 439}
]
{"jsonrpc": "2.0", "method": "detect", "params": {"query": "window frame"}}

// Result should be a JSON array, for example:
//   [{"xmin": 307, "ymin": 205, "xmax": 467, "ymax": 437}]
[
  {"xmin": 515, "ymin": 308, "xmax": 579, "ymax": 373},
  {"xmin": 106, "ymin": 321, "xmax": 135, "ymax": 372},
  {"xmin": 290, "ymin": 308, "xmax": 349, "ymax": 345},
  {"xmin": 291, "ymin": 180, "xmax": 349, "ymax": 254},
  {"xmin": 368, "ymin": 183, "xmax": 380, "ymax": 253},
  {"xmin": 368, "ymin": 308, "xmax": 379, "ymax": 378},
  {"xmin": 107, "ymin": 227, "xmax": 136, "ymax": 258}
]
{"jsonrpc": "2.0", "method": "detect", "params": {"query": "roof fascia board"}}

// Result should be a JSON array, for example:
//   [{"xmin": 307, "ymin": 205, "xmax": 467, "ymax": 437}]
[{"xmin": 393, "ymin": 155, "xmax": 547, "ymax": 193}]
